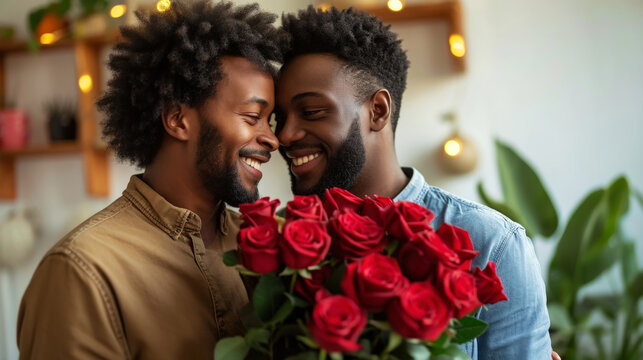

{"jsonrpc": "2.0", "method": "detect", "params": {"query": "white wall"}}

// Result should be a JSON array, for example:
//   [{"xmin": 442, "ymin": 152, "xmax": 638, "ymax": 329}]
[{"xmin": 1, "ymin": 0, "xmax": 642, "ymax": 359}]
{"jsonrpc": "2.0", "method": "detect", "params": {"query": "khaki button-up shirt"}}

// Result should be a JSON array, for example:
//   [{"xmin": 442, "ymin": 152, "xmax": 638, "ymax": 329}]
[{"xmin": 17, "ymin": 175, "xmax": 249, "ymax": 359}]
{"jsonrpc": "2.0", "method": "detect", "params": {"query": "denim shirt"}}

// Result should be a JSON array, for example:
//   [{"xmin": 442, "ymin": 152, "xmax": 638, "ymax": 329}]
[{"xmin": 394, "ymin": 168, "xmax": 552, "ymax": 359}]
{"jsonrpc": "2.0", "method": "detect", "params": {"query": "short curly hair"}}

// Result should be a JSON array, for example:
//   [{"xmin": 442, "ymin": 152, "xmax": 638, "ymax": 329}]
[
  {"xmin": 280, "ymin": 6, "xmax": 409, "ymax": 133},
  {"xmin": 97, "ymin": 0, "xmax": 283, "ymax": 168}
]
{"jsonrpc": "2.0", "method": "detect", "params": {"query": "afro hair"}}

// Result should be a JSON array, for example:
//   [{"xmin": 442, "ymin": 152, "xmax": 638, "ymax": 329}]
[
  {"xmin": 280, "ymin": 6, "xmax": 409, "ymax": 133},
  {"xmin": 97, "ymin": 0, "xmax": 283, "ymax": 168}
]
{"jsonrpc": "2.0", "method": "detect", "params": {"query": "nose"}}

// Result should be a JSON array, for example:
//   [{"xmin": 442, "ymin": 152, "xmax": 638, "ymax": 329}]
[
  {"xmin": 277, "ymin": 115, "xmax": 305, "ymax": 148},
  {"xmin": 257, "ymin": 123, "xmax": 279, "ymax": 152}
]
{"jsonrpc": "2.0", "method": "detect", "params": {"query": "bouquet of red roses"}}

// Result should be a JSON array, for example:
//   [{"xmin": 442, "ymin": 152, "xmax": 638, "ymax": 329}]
[{"xmin": 215, "ymin": 188, "xmax": 507, "ymax": 360}]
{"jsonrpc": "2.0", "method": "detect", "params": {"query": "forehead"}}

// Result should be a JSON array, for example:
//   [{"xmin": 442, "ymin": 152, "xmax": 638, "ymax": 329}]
[
  {"xmin": 277, "ymin": 54, "xmax": 354, "ymax": 98},
  {"xmin": 215, "ymin": 56, "xmax": 274, "ymax": 100}
]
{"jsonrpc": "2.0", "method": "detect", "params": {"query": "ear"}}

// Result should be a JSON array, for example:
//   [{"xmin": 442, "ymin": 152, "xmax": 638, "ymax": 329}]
[
  {"xmin": 369, "ymin": 89, "xmax": 392, "ymax": 132},
  {"xmin": 161, "ymin": 102, "xmax": 191, "ymax": 141}
]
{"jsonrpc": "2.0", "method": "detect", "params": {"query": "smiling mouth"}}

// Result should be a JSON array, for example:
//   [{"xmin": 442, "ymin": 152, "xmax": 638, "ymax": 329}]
[
  {"xmin": 241, "ymin": 156, "xmax": 262, "ymax": 171},
  {"xmin": 292, "ymin": 152, "xmax": 321, "ymax": 167}
]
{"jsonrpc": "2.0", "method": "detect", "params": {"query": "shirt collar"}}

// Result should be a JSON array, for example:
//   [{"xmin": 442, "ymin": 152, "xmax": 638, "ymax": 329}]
[
  {"xmin": 393, "ymin": 167, "xmax": 426, "ymax": 203},
  {"xmin": 122, "ymin": 175, "xmax": 229, "ymax": 240}
]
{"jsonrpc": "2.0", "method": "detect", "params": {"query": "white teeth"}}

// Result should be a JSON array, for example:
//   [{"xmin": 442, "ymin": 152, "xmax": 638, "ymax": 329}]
[
  {"xmin": 242, "ymin": 157, "xmax": 261, "ymax": 171},
  {"xmin": 293, "ymin": 153, "xmax": 320, "ymax": 167}
]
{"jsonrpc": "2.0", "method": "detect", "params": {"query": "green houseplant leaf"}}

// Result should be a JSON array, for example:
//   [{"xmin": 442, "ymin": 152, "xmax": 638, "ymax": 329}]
[
  {"xmin": 476, "ymin": 182, "xmax": 523, "ymax": 225},
  {"xmin": 495, "ymin": 140, "xmax": 558, "ymax": 238}
]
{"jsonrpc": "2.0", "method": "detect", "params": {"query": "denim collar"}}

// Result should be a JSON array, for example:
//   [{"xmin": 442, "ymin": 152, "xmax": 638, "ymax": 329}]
[{"xmin": 393, "ymin": 167, "xmax": 426, "ymax": 203}]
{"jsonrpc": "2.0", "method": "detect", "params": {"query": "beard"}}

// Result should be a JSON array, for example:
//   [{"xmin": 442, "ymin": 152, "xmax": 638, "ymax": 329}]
[
  {"xmin": 289, "ymin": 117, "xmax": 366, "ymax": 197},
  {"xmin": 195, "ymin": 114, "xmax": 258, "ymax": 207}
]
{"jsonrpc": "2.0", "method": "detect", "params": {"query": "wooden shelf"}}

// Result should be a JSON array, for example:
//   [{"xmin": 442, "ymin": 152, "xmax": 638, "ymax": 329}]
[
  {"xmin": 0, "ymin": 141, "xmax": 82, "ymax": 157},
  {"xmin": 0, "ymin": 30, "xmax": 118, "ymax": 200},
  {"xmin": 357, "ymin": 1, "xmax": 466, "ymax": 72}
]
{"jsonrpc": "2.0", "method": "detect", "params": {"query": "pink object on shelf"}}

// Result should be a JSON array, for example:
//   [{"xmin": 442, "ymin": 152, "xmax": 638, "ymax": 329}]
[{"xmin": 0, "ymin": 109, "xmax": 29, "ymax": 149}]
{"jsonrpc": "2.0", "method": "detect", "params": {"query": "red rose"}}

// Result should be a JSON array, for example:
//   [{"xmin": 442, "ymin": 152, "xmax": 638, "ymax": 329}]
[
  {"xmin": 473, "ymin": 261, "xmax": 508, "ymax": 304},
  {"xmin": 362, "ymin": 195, "xmax": 394, "ymax": 224},
  {"xmin": 308, "ymin": 293, "xmax": 367, "ymax": 353},
  {"xmin": 323, "ymin": 187, "xmax": 364, "ymax": 216},
  {"xmin": 386, "ymin": 201, "xmax": 435, "ymax": 242},
  {"xmin": 387, "ymin": 282, "xmax": 453, "ymax": 341},
  {"xmin": 286, "ymin": 195, "xmax": 328, "ymax": 222},
  {"xmin": 438, "ymin": 264, "xmax": 481, "ymax": 318},
  {"xmin": 436, "ymin": 223, "xmax": 479, "ymax": 270},
  {"xmin": 295, "ymin": 266, "xmax": 333, "ymax": 304},
  {"xmin": 238, "ymin": 225, "xmax": 280, "ymax": 274},
  {"xmin": 398, "ymin": 230, "xmax": 460, "ymax": 281},
  {"xmin": 341, "ymin": 253, "xmax": 408, "ymax": 312},
  {"xmin": 280, "ymin": 219, "xmax": 331, "ymax": 269},
  {"xmin": 330, "ymin": 210, "xmax": 387, "ymax": 260},
  {"xmin": 239, "ymin": 197, "xmax": 280, "ymax": 229}
]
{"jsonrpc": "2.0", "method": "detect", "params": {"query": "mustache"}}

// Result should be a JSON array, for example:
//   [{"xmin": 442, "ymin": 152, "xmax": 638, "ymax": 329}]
[{"xmin": 239, "ymin": 148, "xmax": 271, "ymax": 161}]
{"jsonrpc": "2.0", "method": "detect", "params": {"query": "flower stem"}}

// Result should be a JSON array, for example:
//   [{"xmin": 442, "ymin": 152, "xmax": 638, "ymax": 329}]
[
  {"xmin": 289, "ymin": 271, "xmax": 298, "ymax": 294},
  {"xmin": 319, "ymin": 349, "xmax": 327, "ymax": 360}
]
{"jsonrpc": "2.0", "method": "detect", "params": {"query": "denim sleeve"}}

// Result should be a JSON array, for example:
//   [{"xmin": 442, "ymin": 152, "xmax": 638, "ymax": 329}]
[{"xmin": 477, "ymin": 226, "xmax": 552, "ymax": 359}]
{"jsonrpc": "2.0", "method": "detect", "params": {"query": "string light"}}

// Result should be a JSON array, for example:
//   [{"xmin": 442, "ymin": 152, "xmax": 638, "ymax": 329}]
[
  {"xmin": 387, "ymin": 0, "xmax": 404, "ymax": 12},
  {"xmin": 444, "ymin": 138, "xmax": 462, "ymax": 157},
  {"xmin": 78, "ymin": 75, "xmax": 93, "ymax": 93},
  {"xmin": 156, "ymin": 0, "xmax": 171, "ymax": 12},
  {"xmin": 449, "ymin": 34, "xmax": 466, "ymax": 58},
  {"xmin": 39, "ymin": 33, "xmax": 56, "ymax": 45},
  {"xmin": 317, "ymin": 3, "xmax": 331, "ymax": 11},
  {"xmin": 110, "ymin": 4, "xmax": 127, "ymax": 18}
]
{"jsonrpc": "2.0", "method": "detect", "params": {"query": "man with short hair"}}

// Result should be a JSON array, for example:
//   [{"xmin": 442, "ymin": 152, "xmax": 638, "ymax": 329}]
[
  {"xmin": 275, "ymin": 6, "xmax": 552, "ymax": 359},
  {"xmin": 17, "ymin": 1, "xmax": 280, "ymax": 358}
]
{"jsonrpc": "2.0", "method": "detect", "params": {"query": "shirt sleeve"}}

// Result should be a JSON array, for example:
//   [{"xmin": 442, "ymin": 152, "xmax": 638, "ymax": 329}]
[
  {"xmin": 477, "ymin": 226, "xmax": 552, "ymax": 359},
  {"xmin": 17, "ymin": 251, "xmax": 128, "ymax": 360}
]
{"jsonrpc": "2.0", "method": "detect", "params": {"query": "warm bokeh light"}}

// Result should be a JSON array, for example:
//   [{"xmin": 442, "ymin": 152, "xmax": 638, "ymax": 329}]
[
  {"xmin": 388, "ymin": 0, "xmax": 404, "ymax": 12},
  {"xmin": 444, "ymin": 138, "xmax": 462, "ymax": 157},
  {"xmin": 78, "ymin": 75, "xmax": 93, "ymax": 93},
  {"xmin": 39, "ymin": 33, "xmax": 56, "ymax": 45},
  {"xmin": 317, "ymin": 3, "xmax": 331, "ymax": 11},
  {"xmin": 110, "ymin": 4, "xmax": 127, "ymax": 18},
  {"xmin": 449, "ymin": 34, "xmax": 466, "ymax": 58},
  {"xmin": 156, "ymin": 0, "xmax": 171, "ymax": 12}
]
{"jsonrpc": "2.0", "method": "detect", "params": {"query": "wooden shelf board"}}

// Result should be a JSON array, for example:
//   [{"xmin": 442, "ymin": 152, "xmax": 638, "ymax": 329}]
[
  {"xmin": 0, "ymin": 28, "xmax": 121, "ymax": 54},
  {"xmin": 0, "ymin": 141, "xmax": 83, "ymax": 157}
]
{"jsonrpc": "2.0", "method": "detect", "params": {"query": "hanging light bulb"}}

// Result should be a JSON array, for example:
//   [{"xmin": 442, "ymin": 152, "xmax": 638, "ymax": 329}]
[
  {"xmin": 449, "ymin": 34, "xmax": 466, "ymax": 58},
  {"xmin": 438, "ymin": 113, "xmax": 479, "ymax": 174},
  {"xmin": 110, "ymin": 4, "xmax": 127, "ymax": 18},
  {"xmin": 78, "ymin": 74, "xmax": 93, "ymax": 93},
  {"xmin": 156, "ymin": 0, "xmax": 171, "ymax": 13},
  {"xmin": 387, "ymin": 0, "xmax": 404, "ymax": 12}
]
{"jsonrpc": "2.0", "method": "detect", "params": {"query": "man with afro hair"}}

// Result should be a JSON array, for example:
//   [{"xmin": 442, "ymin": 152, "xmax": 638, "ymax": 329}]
[
  {"xmin": 18, "ymin": 1, "xmax": 280, "ymax": 358},
  {"xmin": 275, "ymin": 6, "xmax": 553, "ymax": 359}
]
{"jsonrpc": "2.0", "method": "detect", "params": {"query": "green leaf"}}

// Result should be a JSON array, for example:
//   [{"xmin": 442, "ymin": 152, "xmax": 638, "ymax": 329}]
[
  {"xmin": 495, "ymin": 140, "xmax": 559, "ymax": 238},
  {"xmin": 451, "ymin": 316, "xmax": 489, "ymax": 344},
  {"xmin": 627, "ymin": 271, "xmax": 643, "ymax": 300},
  {"xmin": 245, "ymin": 327, "xmax": 270, "ymax": 346},
  {"xmin": 476, "ymin": 182, "xmax": 525, "ymax": 231},
  {"xmin": 214, "ymin": 336, "xmax": 250, "ymax": 360},
  {"xmin": 576, "ymin": 295, "xmax": 621, "ymax": 321},
  {"xmin": 620, "ymin": 237, "xmax": 638, "ymax": 288},
  {"xmin": 299, "ymin": 269, "xmax": 312, "ymax": 279},
  {"xmin": 222, "ymin": 250, "xmax": 239, "ymax": 266},
  {"xmin": 253, "ymin": 274, "xmax": 286, "ymax": 323},
  {"xmin": 429, "ymin": 343, "xmax": 469, "ymax": 360},
  {"xmin": 329, "ymin": 353, "xmax": 343, "ymax": 360},
  {"xmin": 28, "ymin": 7, "xmax": 49, "ymax": 34},
  {"xmin": 384, "ymin": 332, "xmax": 404, "ymax": 353},
  {"xmin": 634, "ymin": 188, "xmax": 643, "ymax": 208},
  {"xmin": 284, "ymin": 351, "xmax": 318, "ymax": 360},
  {"xmin": 547, "ymin": 303, "xmax": 573, "ymax": 334},
  {"xmin": 578, "ymin": 242, "xmax": 622, "ymax": 286},
  {"xmin": 297, "ymin": 335, "xmax": 319, "ymax": 349},
  {"xmin": 548, "ymin": 188, "xmax": 604, "ymax": 305},
  {"xmin": 285, "ymin": 293, "xmax": 310, "ymax": 308},
  {"xmin": 268, "ymin": 298, "xmax": 294, "ymax": 325},
  {"xmin": 401, "ymin": 342, "xmax": 430, "ymax": 360}
]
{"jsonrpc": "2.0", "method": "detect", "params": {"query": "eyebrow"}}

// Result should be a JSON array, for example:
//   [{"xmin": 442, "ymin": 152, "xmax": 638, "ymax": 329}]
[
  {"xmin": 245, "ymin": 96, "xmax": 269, "ymax": 106},
  {"xmin": 291, "ymin": 92, "xmax": 325, "ymax": 103}
]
